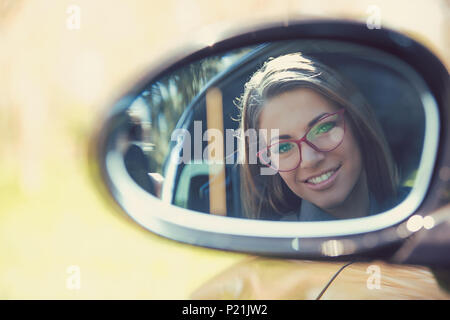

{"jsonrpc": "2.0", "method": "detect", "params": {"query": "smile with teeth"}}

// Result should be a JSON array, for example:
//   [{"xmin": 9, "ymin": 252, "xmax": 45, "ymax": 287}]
[{"xmin": 305, "ymin": 166, "xmax": 340, "ymax": 185}]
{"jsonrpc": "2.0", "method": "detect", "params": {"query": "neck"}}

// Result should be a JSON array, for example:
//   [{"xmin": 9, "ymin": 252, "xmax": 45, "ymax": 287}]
[{"xmin": 325, "ymin": 171, "xmax": 369, "ymax": 219}]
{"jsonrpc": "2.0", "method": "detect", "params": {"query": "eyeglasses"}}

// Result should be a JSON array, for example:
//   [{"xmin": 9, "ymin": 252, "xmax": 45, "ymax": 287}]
[{"xmin": 257, "ymin": 109, "xmax": 346, "ymax": 172}]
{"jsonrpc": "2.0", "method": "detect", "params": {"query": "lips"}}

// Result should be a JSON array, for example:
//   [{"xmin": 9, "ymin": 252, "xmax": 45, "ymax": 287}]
[
  {"xmin": 303, "ymin": 165, "xmax": 340, "ymax": 183},
  {"xmin": 302, "ymin": 164, "xmax": 341, "ymax": 189}
]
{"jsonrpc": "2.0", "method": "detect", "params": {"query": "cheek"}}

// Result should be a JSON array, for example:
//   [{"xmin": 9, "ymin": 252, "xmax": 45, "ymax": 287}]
[
  {"xmin": 339, "ymin": 130, "xmax": 364, "ymax": 184},
  {"xmin": 278, "ymin": 171, "xmax": 307, "ymax": 200},
  {"xmin": 345, "ymin": 129, "xmax": 362, "ymax": 164},
  {"xmin": 278, "ymin": 172, "xmax": 297, "ymax": 191}
]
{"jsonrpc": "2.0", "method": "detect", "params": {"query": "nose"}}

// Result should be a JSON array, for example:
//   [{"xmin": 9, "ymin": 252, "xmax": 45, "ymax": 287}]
[{"xmin": 299, "ymin": 142, "xmax": 325, "ymax": 169}]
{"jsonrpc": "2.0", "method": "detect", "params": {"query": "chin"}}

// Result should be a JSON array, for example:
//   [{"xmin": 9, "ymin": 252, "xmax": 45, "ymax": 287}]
[
  {"xmin": 310, "ymin": 198, "xmax": 341, "ymax": 211},
  {"xmin": 299, "ymin": 188, "xmax": 349, "ymax": 211}
]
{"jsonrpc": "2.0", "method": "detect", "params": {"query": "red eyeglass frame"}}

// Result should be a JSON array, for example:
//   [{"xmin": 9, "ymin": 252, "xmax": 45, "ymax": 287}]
[{"xmin": 256, "ymin": 108, "xmax": 346, "ymax": 172}]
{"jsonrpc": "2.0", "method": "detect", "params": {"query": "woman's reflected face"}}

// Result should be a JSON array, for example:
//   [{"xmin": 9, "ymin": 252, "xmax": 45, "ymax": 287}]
[{"xmin": 258, "ymin": 88, "xmax": 365, "ymax": 211}]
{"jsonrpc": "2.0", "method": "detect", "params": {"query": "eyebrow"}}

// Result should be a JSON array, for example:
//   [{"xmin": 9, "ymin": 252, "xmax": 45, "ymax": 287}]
[{"xmin": 270, "ymin": 112, "xmax": 329, "ymax": 142}]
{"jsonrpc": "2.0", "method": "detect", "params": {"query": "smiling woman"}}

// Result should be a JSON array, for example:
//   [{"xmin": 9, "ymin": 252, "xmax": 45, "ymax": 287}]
[{"xmin": 239, "ymin": 52, "xmax": 402, "ymax": 221}]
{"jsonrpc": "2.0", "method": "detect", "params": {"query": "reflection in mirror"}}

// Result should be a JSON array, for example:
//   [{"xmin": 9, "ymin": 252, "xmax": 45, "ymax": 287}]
[{"xmin": 115, "ymin": 40, "xmax": 431, "ymax": 222}]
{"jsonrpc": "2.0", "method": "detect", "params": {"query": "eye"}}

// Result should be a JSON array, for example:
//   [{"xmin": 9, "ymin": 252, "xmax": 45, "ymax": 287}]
[
  {"xmin": 271, "ymin": 142, "xmax": 294, "ymax": 155},
  {"xmin": 312, "ymin": 121, "xmax": 336, "ymax": 136}
]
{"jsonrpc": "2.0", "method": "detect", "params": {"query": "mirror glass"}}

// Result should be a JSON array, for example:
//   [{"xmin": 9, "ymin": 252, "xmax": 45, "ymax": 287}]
[{"xmin": 107, "ymin": 39, "xmax": 436, "ymax": 223}]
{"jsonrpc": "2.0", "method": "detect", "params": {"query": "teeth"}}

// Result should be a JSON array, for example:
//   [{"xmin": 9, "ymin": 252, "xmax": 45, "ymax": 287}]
[{"xmin": 307, "ymin": 169, "xmax": 335, "ymax": 184}]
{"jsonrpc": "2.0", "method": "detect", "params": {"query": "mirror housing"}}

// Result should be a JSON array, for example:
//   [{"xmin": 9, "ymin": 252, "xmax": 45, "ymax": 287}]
[{"xmin": 91, "ymin": 19, "xmax": 450, "ymax": 266}]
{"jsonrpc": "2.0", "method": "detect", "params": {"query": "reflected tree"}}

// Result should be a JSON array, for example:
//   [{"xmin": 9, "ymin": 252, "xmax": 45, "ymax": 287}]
[{"xmin": 139, "ymin": 48, "xmax": 252, "ymax": 174}]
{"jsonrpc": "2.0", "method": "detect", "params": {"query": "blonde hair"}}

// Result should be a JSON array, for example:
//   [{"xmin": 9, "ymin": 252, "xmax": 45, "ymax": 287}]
[{"xmin": 237, "ymin": 53, "xmax": 398, "ymax": 219}]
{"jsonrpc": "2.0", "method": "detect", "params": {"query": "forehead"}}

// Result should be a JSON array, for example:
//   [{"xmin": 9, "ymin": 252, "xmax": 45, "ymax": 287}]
[{"xmin": 258, "ymin": 88, "xmax": 338, "ymax": 139}]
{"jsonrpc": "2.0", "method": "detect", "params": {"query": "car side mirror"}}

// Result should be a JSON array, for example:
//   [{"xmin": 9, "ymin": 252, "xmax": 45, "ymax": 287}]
[{"xmin": 91, "ymin": 20, "xmax": 450, "ymax": 266}]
